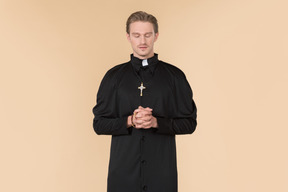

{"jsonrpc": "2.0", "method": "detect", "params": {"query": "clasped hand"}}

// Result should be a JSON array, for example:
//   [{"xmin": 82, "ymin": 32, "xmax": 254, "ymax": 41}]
[{"xmin": 132, "ymin": 106, "xmax": 158, "ymax": 129}]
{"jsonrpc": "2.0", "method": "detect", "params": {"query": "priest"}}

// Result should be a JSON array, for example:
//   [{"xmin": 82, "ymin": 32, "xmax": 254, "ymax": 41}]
[{"xmin": 92, "ymin": 11, "xmax": 197, "ymax": 192}]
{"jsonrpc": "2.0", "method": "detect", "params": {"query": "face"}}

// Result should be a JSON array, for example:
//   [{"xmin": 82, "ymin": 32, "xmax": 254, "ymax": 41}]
[{"xmin": 127, "ymin": 21, "xmax": 159, "ymax": 59}]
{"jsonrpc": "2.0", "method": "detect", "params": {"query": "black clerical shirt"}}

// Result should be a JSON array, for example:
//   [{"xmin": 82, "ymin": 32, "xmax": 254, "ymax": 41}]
[{"xmin": 92, "ymin": 54, "xmax": 197, "ymax": 192}]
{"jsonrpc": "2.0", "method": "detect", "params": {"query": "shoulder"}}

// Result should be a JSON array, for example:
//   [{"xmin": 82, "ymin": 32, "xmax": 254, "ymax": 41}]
[
  {"xmin": 159, "ymin": 60, "xmax": 193, "ymax": 94},
  {"xmin": 102, "ymin": 62, "xmax": 130, "ymax": 82},
  {"xmin": 158, "ymin": 60, "xmax": 187, "ymax": 79},
  {"xmin": 97, "ymin": 62, "xmax": 130, "ymax": 91},
  {"xmin": 105, "ymin": 62, "xmax": 129, "ymax": 76}
]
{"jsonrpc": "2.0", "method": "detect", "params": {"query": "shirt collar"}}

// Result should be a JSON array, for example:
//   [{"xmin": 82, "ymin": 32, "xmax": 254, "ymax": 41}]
[{"xmin": 130, "ymin": 53, "xmax": 159, "ymax": 74}]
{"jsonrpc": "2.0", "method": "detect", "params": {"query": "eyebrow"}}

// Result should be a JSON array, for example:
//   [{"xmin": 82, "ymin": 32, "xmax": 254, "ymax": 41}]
[{"xmin": 131, "ymin": 32, "xmax": 153, "ymax": 35}]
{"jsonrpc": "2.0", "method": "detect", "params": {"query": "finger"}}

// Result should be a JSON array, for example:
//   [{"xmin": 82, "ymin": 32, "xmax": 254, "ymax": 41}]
[
  {"xmin": 136, "ymin": 106, "xmax": 152, "ymax": 113},
  {"xmin": 133, "ymin": 110, "xmax": 144, "ymax": 117},
  {"xmin": 135, "ymin": 122, "xmax": 146, "ymax": 129},
  {"xmin": 141, "ymin": 121, "xmax": 153, "ymax": 129},
  {"xmin": 144, "ymin": 107, "xmax": 153, "ymax": 111},
  {"xmin": 134, "ymin": 117, "xmax": 151, "ymax": 126},
  {"xmin": 134, "ymin": 109, "xmax": 141, "ymax": 114},
  {"xmin": 141, "ymin": 116, "xmax": 152, "ymax": 122},
  {"xmin": 135, "ymin": 109, "xmax": 151, "ymax": 117},
  {"xmin": 134, "ymin": 107, "xmax": 146, "ymax": 114},
  {"xmin": 134, "ymin": 124, "xmax": 142, "ymax": 129},
  {"xmin": 135, "ymin": 112, "xmax": 143, "ymax": 118},
  {"xmin": 141, "ymin": 111, "xmax": 152, "ymax": 116},
  {"xmin": 134, "ymin": 118, "xmax": 144, "ymax": 124}
]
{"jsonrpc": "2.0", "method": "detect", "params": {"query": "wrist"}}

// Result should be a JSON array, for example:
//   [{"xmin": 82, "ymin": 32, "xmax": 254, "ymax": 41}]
[
  {"xmin": 131, "ymin": 113, "xmax": 136, "ymax": 128},
  {"xmin": 152, "ymin": 117, "xmax": 158, "ymax": 128},
  {"xmin": 127, "ymin": 114, "xmax": 136, "ymax": 128},
  {"xmin": 127, "ymin": 115, "xmax": 132, "ymax": 128}
]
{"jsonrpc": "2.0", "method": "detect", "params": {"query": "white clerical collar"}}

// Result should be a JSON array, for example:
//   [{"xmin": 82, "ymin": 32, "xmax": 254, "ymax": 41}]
[{"xmin": 142, "ymin": 59, "xmax": 148, "ymax": 67}]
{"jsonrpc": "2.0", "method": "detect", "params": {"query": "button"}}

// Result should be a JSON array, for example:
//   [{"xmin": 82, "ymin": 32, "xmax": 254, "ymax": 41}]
[
  {"xmin": 141, "ymin": 136, "xmax": 145, "ymax": 142},
  {"xmin": 143, "ymin": 185, "xmax": 147, "ymax": 191},
  {"xmin": 141, "ymin": 160, "xmax": 147, "ymax": 165}
]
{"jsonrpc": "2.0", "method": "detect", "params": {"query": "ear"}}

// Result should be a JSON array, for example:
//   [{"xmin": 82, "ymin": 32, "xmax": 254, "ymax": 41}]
[
  {"xmin": 154, "ymin": 32, "xmax": 159, "ymax": 42},
  {"xmin": 126, "ymin": 33, "xmax": 131, "ymax": 42}
]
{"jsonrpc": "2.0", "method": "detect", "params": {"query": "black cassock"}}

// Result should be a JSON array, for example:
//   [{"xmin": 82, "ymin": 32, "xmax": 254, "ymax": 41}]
[{"xmin": 92, "ymin": 54, "xmax": 197, "ymax": 192}]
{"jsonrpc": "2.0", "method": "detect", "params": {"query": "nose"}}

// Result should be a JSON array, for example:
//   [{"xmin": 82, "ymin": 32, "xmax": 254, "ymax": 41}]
[{"xmin": 140, "ymin": 36, "xmax": 146, "ymax": 44}]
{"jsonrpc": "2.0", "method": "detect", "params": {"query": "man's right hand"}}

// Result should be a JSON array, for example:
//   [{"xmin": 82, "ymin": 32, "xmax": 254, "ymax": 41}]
[{"xmin": 132, "ymin": 106, "xmax": 158, "ymax": 129}]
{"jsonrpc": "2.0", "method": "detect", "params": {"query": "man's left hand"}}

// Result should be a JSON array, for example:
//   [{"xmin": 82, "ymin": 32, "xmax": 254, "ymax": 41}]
[{"xmin": 133, "ymin": 106, "xmax": 158, "ymax": 129}]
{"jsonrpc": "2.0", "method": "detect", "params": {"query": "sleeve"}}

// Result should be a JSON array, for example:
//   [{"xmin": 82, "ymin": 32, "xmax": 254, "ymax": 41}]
[
  {"xmin": 154, "ymin": 70, "xmax": 197, "ymax": 135},
  {"xmin": 92, "ymin": 69, "xmax": 131, "ymax": 136}
]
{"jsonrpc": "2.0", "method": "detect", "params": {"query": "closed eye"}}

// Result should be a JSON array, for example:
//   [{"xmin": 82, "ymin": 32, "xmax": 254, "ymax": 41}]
[
  {"xmin": 132, "ymin": 33, "xmax": 140, "ymax": 38},
  {"xmin": 145, "ymin": 33, "xmax": 153, "ymax": 38}
]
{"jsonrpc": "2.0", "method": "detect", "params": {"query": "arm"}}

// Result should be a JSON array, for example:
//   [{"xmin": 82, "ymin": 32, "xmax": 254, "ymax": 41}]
[
  {"xmin": 92, "ymin": 69, "xmax": 132, "ymax": 136},
  {"xmin": 155, "ymin": 69, "xmax": 197, "ymax": 135},
  {"xmin": 129, "ymin": 104, "xmax": 196, "ymax": 136},
  {"xmin": 130, "ymin": 88, "xmax": 197, "ymax": 136},
  {"xmin": 155, "ymin": 103, "xmax": 197, "ymax": 135},
  {"xmin": 93, "ymin": 115, "xmax": 131, "ymax": 135}
]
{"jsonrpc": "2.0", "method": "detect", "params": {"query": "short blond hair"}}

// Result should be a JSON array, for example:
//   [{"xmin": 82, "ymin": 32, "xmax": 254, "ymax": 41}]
[{"xmin": 126, "ymin": 11, "xmax": 158, "ymax": 34}]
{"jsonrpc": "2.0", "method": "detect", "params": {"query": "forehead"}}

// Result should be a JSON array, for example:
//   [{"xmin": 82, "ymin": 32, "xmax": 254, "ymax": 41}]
[{"xmin": 129, "ymin": 21, "xmax": 155, "ymax": 34}]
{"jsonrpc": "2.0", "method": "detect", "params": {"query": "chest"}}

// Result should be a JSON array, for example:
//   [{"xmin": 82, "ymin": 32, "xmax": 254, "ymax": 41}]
[{"xmin": 116, "ymin": 68, "xmax": 176, "ymax": 116}]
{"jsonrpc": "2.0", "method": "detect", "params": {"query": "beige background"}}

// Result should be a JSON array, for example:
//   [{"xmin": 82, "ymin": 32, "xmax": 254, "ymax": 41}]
[{"xmin": 1, "ymin": 0, "xmax": 287, "ymax": 191}]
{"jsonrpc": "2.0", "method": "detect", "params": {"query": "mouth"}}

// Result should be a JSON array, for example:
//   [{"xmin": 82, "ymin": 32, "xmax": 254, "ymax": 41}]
[
  {"xmin": 139, "ymin": 46, "xmax": 148, "ymax": 50},
  {"xmin": 139, "ymin": 45, "xmax": 148, "ymax": 49}
]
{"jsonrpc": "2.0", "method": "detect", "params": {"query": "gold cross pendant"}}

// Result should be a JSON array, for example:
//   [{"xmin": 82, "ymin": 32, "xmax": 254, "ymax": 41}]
[{"xmin": 138, "ymin": 82, "xmax": 146, "ymax": 96}]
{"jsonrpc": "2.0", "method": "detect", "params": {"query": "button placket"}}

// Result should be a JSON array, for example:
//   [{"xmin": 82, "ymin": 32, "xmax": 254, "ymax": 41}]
[
  {"xmin": 142, "ymin": 185, "xmax": 147, "ymax": 191},
  {"xmin": 140, "ymin": 133, "xmax": 147, "ymax": 191},
  {"xmin": 141, "ymin": 160, "xmax": 147, "ymax": 165},
  {"xmin": 141, "ymin": 135, "xmax": 145, "ymax": 142}
]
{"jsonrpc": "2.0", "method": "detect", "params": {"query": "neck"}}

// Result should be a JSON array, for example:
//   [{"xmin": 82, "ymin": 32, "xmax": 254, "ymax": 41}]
[{"xmin": 133, "ymin": 52, "xmax": 154, "ymax": 60}]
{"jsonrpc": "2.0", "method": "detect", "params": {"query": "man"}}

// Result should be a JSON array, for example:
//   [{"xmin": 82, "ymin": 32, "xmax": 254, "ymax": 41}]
[{"xmin": 92, "ymin": 11, "xmax": 197, "ymax": 192}]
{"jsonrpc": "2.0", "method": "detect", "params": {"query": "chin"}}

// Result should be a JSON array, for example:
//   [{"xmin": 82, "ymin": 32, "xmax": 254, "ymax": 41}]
[
  {"xmin": 136, "ymin": 53, "xmax": 148, "ymax": 58},
  {"xmin": 140, "ymin": 52, "xmax": 152, "ymax": 57}
]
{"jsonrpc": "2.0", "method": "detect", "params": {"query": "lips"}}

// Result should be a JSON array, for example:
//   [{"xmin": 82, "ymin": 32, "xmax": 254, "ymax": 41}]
[
  {"xmin": 139, "ymin": 44, "xmax": 148, "ymax": 47},
  {"xmin": 139, "ymin": 46, "xmax": 148, "ymax": 50}
]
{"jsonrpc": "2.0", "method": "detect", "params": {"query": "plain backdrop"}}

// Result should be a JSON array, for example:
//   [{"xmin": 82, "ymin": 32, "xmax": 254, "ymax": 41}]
[{"xmin": 1, "ymin": 0, "xmax": 287, "ymax": 191}]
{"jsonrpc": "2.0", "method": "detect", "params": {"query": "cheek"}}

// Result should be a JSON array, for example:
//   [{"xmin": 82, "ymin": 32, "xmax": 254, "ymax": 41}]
[
  {"xmin": 147, "ymin": 38, "xmax": 155, "ymax": 45},
  {"xmin": 131, "ymin": 39, "xmax": 139, "ymax": 46}
]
